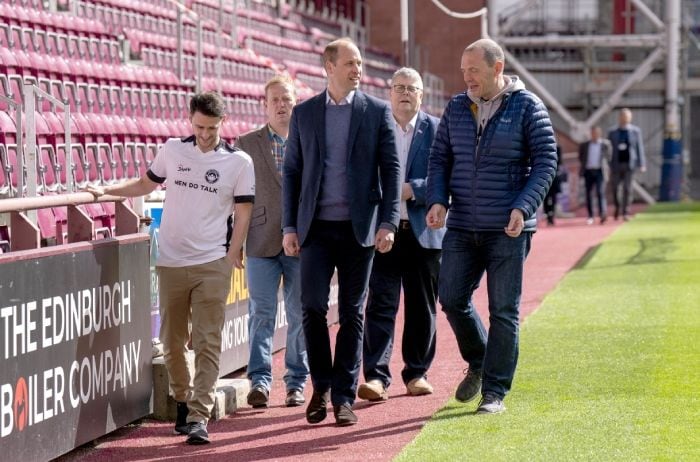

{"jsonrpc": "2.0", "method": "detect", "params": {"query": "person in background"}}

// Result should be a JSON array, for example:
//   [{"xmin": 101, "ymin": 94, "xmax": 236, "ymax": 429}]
[
  {"xmin": 358, "ymin": 67, "xmax": 444, "ymax": 403},
  {"xmin": 282, "ymin": 38, "xmax": 400, "ymax": 426},
  {"xmin": 608, "ymin": 108, "xmax": 646, "ymax": 221},
  {"xmin": 543, "ymin": 145, "xmax": 563, "ymax": 225},
  {"xmin": 426, "ymin": 38, "xmax": 557, "ymax": 415},
  {"xmin": 235, "ymin": 75, "xmax": 309, "ymax": 409},
  {"xmin": 88, "ymin": 91, "xmax": 254, "ymax": 444},
  {"xmin": 579, "ymin": 126, "xmax": 612, "ymax": 225}
]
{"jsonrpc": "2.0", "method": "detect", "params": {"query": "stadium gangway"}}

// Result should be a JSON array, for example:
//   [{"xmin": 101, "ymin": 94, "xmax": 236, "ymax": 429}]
[
  {"xmin": 23, "ymin": 81, "xmax": 72, "ymax": 199},
  {"xmin": 0, "ymin": 192, "xmax": 142, "ymax": 252}
]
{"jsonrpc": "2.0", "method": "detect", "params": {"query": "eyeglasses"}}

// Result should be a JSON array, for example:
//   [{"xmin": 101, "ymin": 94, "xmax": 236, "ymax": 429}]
[{"xmin": 392, "ymin": 84, "xmax": 422, "ymax": 94}]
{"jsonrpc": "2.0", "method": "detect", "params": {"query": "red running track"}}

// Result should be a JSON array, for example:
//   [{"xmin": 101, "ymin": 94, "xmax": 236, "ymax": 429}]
[{"xmin": 59, "ymin": 214, "xmax": 624, "ymax": 462}]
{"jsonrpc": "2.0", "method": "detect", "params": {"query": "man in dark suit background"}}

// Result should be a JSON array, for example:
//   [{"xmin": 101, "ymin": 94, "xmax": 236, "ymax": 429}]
[
  {"xmin": 608, "ymin": 108, "xmax": 646, "ymax": 221},
  {"xmin": 579, "ymin": 125, "xmax": 612, "ymax": 225},
  {"xmin": 235, "ymin": 75, "xmax": 308, "ymax": 410},
  {"xmin": 282, "ymin": 37, "xmax": 401, "ymax": 426},
  {"xmin": 358, "ymin": 67, "xmax": 445, "ymax": 403}
]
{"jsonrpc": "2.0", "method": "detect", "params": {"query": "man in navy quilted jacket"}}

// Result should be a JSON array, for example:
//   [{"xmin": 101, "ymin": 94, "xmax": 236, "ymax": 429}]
[{"xmin": 426, "ymin": 38, "xmax": 557, "ymax": 414}]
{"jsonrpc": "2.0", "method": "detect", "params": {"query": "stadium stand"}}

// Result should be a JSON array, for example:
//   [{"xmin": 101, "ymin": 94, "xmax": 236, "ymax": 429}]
[{"xmin": 0, "ymin": 0, "xmax": 408, "ymax": 247}]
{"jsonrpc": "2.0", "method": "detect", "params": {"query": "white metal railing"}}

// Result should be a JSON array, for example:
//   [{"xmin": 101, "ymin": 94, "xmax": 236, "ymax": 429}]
[{"xmin": 23, "ymin": 83, "xmax": 72, "ymax": 197}]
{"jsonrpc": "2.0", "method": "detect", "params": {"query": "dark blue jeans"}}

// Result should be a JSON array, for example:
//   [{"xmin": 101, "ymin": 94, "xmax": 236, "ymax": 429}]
[
  {"xmin": 300, "ymin": 220, "xmax": 375, "ymax": 406},
  {"xmin": 584, "ymin": 168, "xmax": 607, "ymax": 219},
  {"xmin": 439, "ymin": 229, "xmax": 532, "ymax": 399}
]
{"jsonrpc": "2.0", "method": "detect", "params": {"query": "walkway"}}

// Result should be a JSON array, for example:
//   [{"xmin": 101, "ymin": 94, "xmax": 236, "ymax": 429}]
[{"xmin": 59, "ymin": 213, "xmax": 624, "ymax": 462}]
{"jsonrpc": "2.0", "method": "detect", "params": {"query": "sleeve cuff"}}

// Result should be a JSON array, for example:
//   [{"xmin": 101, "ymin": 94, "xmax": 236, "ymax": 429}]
[
  {"xmin": 234, "ymin": 195, "xmax": 255, "ymax": 203},
  {"xmin": 146, "ymin": 169, "xmax": 166, "ymax": 184},
  {"xmin": 379, "ymin": 222, "xmax": 397, "ymax": 233}
]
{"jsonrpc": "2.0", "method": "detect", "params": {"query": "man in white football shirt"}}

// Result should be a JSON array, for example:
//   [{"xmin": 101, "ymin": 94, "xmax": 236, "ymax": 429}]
[{"xmin": 88, "ymin": 91, "xmax": 254, "ymax": 444}]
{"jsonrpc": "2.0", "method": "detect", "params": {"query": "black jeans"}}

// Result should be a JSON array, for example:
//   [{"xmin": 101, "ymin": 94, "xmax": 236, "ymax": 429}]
[
  {"xmin": 611, "ymin": 165, "xmax": 633, "ymax": 217},
  {"xmin": 583, "ymin": 169, "xmax": 607, "ymax": 219},
  {"xmin": 300, "ymin": 220, "xmax": 374, "ymax": 406},
  {"xmin": 363, "ymin": 225, "xmax": 441, "ymax": 387}
]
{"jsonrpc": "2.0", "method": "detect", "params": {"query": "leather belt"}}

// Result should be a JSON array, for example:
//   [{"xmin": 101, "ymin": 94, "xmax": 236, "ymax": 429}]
[{"xmin": 399, "ymin": 220, "xmax": 411, "ymax": 230}]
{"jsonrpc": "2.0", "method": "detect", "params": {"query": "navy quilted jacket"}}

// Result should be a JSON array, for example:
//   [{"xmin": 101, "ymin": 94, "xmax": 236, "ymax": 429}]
[{"xmin": 427, "ymin": 83, "xmax": 557, "ymax": 232}]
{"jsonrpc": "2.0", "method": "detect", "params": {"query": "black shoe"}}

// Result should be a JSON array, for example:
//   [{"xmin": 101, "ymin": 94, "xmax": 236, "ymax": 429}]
[
  {"xmin": 455, "ymin": 368, "xmax": 482, "ymax": 403},
  {"xmin": 476, "ymin": 392, "xmax": 506, "ymax": 414},
  {"xmin": 247, "ymin": 385, "xmax": 269, "ymax": 408},
  {"xmin": 305, "ymin": 391, "xmax": 329, "ymax": 424},
  {"xmin": 173, "ymin": 401, "xmax": 189, "ymax": 435},
  {"xmin": 285, "ymin": 389, "xmax": 305, "ymax": 407},
  {"xmin": 333, "ymin": 403, "xmax": 358, "ymax": 426},
  {"xmin": 186, "ymin": 421, "xmax": 210, "ymax": 445}
]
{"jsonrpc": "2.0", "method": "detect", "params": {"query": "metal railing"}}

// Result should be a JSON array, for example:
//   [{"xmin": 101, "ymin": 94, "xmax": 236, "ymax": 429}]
[
  {"xmin": 23, "ymin": 83, "xmax": 73, "ymax": 197},
  {"xmin": 0, "ymin": 192, "xmax": 144, "ymax": 252}
]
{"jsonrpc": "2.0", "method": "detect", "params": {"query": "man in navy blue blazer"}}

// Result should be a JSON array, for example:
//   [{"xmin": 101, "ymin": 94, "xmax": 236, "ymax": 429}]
[
  {"xmin": 282, "ymin": 38, "xmax": 401, "ymax": 426},
  {"xmin": 358, "ymin": 68, "xmax": 445, "ymax": 403},
  {"xmin": 608, "ymin": 108, "xmax": 646, "ymax": 221}
]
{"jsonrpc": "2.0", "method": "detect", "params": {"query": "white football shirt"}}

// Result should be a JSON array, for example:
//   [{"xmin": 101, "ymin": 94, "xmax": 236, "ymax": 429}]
[{"xmin": 148, "ymin": 136, "xmax": 255, "ymax": 267}]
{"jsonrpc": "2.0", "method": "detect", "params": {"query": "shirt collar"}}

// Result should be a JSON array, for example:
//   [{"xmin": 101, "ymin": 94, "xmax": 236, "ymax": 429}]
[
  {"xmin": 326, "ymin": 90, "xmax": 355, "ymax": 106},
  {"xmin": 394, "ymin": 113, "xmax": 419, "ymax": 134},
  {"xmin": 267, "ymin": 124, "xmax": 286, "ymax": 142}
]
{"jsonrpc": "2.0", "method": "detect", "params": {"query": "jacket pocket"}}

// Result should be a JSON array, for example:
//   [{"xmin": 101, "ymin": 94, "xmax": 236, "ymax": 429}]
[
  {"xmin": 250, "ymin": 206, "xmax": 267, "ymax": 227},
  {"xmin": 508, "ymin": 163, "xmax": 530, "ymax": 190},
  {"xmin": 368, "ymin": 188, "xmax": 381, "ymax": 203}
]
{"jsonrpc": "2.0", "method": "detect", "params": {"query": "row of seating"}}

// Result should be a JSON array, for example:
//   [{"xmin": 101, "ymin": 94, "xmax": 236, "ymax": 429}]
[
  {"xmin": 191, "ymin": 0, "xmax": 311, "ymax": 43},
  {"xmin": 74, "ymin": 0, "xmax": 205, "ymax": 37},
  {"xmin": 0, "ymin": 3, "xmax": 110, "ymax": 38},
  {"xmin": 0, "ymin": 47, "xmax": 184, "ymax": 101},
  {"xmin": 141, "ymin": 47, "xmax": 276, "ymax": 86},
  {"xmin": 122, "ymin": 27, "xmax": 273, "ymax": 68},
  {"xmin": 0, "ymin": 22, "xmax": 122, "ymax": 64}
]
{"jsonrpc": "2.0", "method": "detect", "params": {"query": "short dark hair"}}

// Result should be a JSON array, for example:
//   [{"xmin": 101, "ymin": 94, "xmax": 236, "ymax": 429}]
[
  {"xmin": 464, "ymin": 38, "xmax": 505, "ymax": 67},
  {"xmin": 322, "ymin": 37, "xmax": 357, "ymax": 66},
  {"xmin": 189, "ymin": 91, "xmax": 226, "ymax": 118}
]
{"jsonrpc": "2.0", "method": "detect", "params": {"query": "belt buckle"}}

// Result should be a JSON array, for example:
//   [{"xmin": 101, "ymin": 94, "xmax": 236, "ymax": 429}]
[{"xmin": 399, "ymin": 220, "xmax": 411, "ymax": 230}]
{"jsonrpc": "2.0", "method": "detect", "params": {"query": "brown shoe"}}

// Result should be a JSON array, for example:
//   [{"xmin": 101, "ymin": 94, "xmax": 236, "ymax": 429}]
[
  {"xmin": 247, "ymin": 385, "xmax": 269, "ymax": 408},
  {"xmin": 406, "ymin": 377, "xmax": 434, "ymax": 396},
  {"xmin": 357, "ymin": 380, "xmax": 388, "ymax": 402},
  {"xmin": 333, "ymin": 403, "xmax": 358, "ymax": 426},
  {"xmin": 305, "ymin": 391, "xmax": 329, "ymax": 424},
  {"xmin": 285, "ymin": 389, "xmax": 305, "ymax": 407}
]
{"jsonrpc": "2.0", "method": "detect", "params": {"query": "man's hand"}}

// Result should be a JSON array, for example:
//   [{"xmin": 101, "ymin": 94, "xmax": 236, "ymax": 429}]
[
  {"xmin": 226, "ymin": 247, "xmax": 245, "ymax": 269},
  {"xmin": 505, "ymin": 209, "xmax": 525, "ymax": 237},
  {"xmin": 283, "ymin": 233, "xmax": 300, "ymax": 257},
  {"xmin": 426, "ymin": 204, "xmax": 446, "ymax": 229},
  {"xmin": 401, "ymin": 183, "xmax": 414, "ymax": 201},
  {"xmin": 85, "ymin": 185, "xmax": 106, "ymax": 199},
  {"xmin": 375, "ymin": 228, "xmax": 394, "ymax": 253}
]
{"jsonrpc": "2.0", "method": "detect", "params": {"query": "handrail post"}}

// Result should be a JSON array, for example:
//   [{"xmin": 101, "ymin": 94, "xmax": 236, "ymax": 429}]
[
  {"xmin": 177, "ymin": 7, "xmax": 184, "ymax": 82},
  {"xmin": 196, "ymin": 18, "xmax": 203, "ymax": 93}
]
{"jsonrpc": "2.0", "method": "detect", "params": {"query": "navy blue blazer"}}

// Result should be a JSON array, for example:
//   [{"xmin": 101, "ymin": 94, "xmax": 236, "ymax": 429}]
[
  {"xmin": 282, "ymin": 90, "xmax": 401, "ymax": 247},
  {"xmin": 608, "ymin": 124, "xmax": 646, "ymax": 171},
  {"xmin": 402, "ymin": 111, "xmax": 445, "ymax": 249}
]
